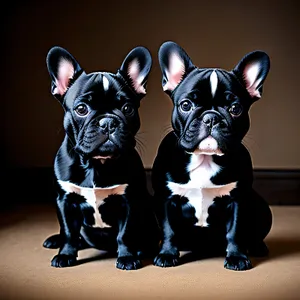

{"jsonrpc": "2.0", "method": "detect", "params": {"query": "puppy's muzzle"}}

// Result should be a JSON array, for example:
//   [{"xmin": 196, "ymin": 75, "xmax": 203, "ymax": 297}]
[
  {"xmin": 200, "ymin": 110, "xmax": 226, "ymax": 132},
  {"xmin": 181, "ymin": 109, "xmax": 229, "ymax": 155},
  {"xmin": 99, "ymin": 118, "xmax": 118, "ymax": 135},
  {"xmin": 75, "ymin": 113, "xmax": 126, "ymax": 159}
]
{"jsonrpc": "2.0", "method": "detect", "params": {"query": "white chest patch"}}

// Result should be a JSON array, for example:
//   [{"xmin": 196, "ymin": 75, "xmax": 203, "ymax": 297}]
[
  {"xmin": 167, "ymin": 154, "xmax": 236, "ymax": 227},
  {"xmin": 58, "ymin": 180, "xmax": 128, "ymax": 228}
]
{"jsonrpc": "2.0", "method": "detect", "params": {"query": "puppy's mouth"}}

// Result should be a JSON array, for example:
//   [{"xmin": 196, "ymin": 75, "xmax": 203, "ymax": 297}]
[
  {"xmin": 76, "ymin": 138, "xmax": 120, "ymax": 163},
  {"xmin": 91, "ymin": 140, "xmax": 120, "ymax": 163},
  {"xmin": 92, "ymin": 155, "xmax": 113, "ymax": 164},
  {"xmin": 76, "ymin": 116, "xmax": 136, "ymax": 162},
  {"xmin": 193, "ymin": 136, "xmax": 224, "ymax": 156}
]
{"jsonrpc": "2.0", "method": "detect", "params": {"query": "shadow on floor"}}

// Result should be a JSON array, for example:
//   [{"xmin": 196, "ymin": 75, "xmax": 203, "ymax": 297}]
[{"xmin": 175, "ymin": 237, "xmax": 300, "ymax": 269}]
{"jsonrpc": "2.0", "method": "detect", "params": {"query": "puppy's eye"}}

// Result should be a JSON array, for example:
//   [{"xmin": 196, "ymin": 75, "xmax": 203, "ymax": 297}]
[
  {"xmin": 180, "ymin": 100, "xmax": 193, "ymax": 112},
  {"xmin": 122, "ymin": 104, "xmax": 135, "ymax": 116},
  {"xmin": 229, "ymin": 103, "xmax": 243, "ymax": 117},
  {"xmin": 74, "ymin": 104, "xmax": 89, "ymax": 117}
]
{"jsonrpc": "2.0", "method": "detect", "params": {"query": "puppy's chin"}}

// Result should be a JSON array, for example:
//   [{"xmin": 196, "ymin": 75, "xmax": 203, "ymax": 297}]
[
  {"xmin": 92, "ymin": 155, "xmax": 113, "ymax": 164},
  {"xmin": 193, "ymin": 149, "xmax": 224, "ymax": 156},
  {"xmin": 187, "ymin": 136, "xmax": 224, "ymax": 156},
  {"xmin": 91, "ymin": 147, "xmax": 120, "ymax": 163},
  {"xmin": 75, "ymin": 146, "xmax": 120, "ymax": 164}
]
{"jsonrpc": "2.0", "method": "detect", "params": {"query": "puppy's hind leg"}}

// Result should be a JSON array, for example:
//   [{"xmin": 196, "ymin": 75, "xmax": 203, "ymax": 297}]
[
  {"xmin": 247, "ymin": 190, "xmax": 273, "ymax": 257},
  {"xmin": 43, "ymin": 233, "xmax": 90, "ymax": 250},
  {"xmin": 43, "ymin": 234, "xmax": 62, "ymax": 249}
]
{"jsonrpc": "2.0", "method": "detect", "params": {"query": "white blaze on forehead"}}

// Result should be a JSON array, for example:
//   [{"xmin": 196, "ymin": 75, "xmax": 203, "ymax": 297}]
[
  {"xmin": 210, "ymin": 70, "xmax": 218, "ymax": 98},
  {"xmin": 128, "ymin": 58, "xmax": 146, "ymax": 94},
  {"xmin": 102, "ymin": 75, "xmax": 110, "ymax": 91},
  {"xmin": 58, "ymin": 180, "xmax": 128, "ymax": 228},
  {"xmin": 54, "ymin": 58, "xmax": 75, "ymax": 95},
  {"xmin": 244, "ymin": 62, "xmax": 262, "ymax": 98},
  {"xmin": 163, "ymin": 52, "xmax": 185, "ymax": 91}
]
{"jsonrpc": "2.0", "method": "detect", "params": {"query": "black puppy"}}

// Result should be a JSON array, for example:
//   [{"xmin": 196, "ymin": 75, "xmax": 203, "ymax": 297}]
[
  {"xmin": 152, "ymin": 41, "xmax": 273, "ymax": 271},
  {"xmin": 43, "ymin": 46, "xmax": 157, "ymax": 270}
]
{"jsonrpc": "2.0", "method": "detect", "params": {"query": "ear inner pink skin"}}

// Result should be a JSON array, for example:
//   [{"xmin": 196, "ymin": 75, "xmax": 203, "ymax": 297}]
[
  {"xmin": 53, "ymin": 58, "xmax": 75, "ymax": 95},
  {"xmin": 243, "ymin": 62, "xmax": 262, "ymax": 98},
  {"xmin": 127, "ymin": 59, "xmax": 146, "ymax": 94},
  {"xmin": 163, "ymin": 52, "xmax": 185, "ymax": 92}
]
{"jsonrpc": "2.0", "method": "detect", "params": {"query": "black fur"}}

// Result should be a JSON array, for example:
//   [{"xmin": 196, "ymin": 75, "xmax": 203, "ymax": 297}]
[
  {"xmin": 43, "ymin": 46, "xmax": 159, "ymax": 270},
  {"xmin": 152, "ymin": 41, "xmax": 272, "ymax": 270}
]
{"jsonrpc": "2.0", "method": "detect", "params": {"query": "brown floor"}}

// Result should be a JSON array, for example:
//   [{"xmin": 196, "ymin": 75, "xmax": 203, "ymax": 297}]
[{"xmin": 0, "ymin": 204, "xmax": 299, "ymax": 300}]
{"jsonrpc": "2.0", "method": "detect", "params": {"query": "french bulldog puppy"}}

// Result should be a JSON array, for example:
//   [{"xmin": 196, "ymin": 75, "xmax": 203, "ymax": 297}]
[
  {"xmin": 152, "ymin": 41, "xmax": 273, "ymax": 271},
  {"xmin": 43, "ymin": 45, "xmax": 158, "ymax": 270}
]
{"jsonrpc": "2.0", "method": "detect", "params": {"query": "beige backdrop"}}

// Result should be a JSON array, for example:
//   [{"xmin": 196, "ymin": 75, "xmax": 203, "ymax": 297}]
[{"xmin": 3, "ymin": 0, "xmax": 299, "ymax": 169}]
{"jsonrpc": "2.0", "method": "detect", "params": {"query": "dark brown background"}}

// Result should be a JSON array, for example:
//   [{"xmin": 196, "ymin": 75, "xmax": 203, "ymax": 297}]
[{"xmin": 3, "ymin": 0, "xmax": 299, "ymax": 170}]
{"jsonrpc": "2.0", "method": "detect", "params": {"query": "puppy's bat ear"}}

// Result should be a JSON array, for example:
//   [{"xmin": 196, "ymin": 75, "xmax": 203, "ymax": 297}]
[
  {"xmin": 158, "ymin": 41, "xmax": 195, "ymax": 95},
  {"xmin": 46, "ymin": 47, "xmax": 83, "ymax": 99},
  {"xmin": 119, "ymin": 46, "xmax": 152, "ymax": 97},
  {"xmin": 233, "ymin": 51, "xmax": 270, "ymax": 101}
]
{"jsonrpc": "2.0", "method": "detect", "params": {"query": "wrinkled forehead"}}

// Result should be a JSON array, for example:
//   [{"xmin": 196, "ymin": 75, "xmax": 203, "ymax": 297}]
[
  {"xmin": 63, "ymin": 72, "xmax": 131, "ymax": 107},
  {"xmin": 173, "ymin": 69, "xmax": 244, "ymax": 103}
]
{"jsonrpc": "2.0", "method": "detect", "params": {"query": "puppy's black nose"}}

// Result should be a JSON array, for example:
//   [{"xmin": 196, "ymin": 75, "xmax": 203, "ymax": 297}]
[
  {"xmin": 202, "ymin": 113, "xmax": 221, "ymax": 128},
  {"xmin": 99, "ymin": 118, "xmax": 117, "ymax": 134}
]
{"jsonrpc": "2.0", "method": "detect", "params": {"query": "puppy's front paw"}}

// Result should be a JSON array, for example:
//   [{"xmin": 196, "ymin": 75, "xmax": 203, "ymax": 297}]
[
  {"xmin": 153, "ymin": 253, "xmax": 179, "ymax": 268},
  {"xmin": 116, "ymin": 256, "xmax": 142, "ymax": 270},
  {"xmin": 51, "ymin": 254, "xmax": 77, "ymax": 268},
  {"xmin": 224, "ymin": 255, "xmax": 252, "ymax": 271}
]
